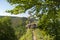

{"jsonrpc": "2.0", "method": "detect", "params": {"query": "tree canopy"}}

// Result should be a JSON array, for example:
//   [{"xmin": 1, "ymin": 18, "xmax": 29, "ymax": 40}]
[
  {"xmin": 6, "ymin": 0, "xmax": 60, "ymax": 40},
  {"xmin": 0, "ymin": 17, "xmax": 18, "ymax": 40},
  {"xmin": 7, "ymin": 0, "xmax": 60, "ymax": 15}
]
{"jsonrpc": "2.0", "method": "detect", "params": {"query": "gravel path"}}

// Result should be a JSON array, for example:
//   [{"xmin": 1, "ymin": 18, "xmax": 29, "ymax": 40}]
[{"xmin": 32, "ymin": 30, "xmax": 36, "ymax": 40}]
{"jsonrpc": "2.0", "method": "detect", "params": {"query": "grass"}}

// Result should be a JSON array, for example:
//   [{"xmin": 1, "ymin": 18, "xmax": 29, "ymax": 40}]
[
  {"xmin": 34, "ymin": 29, "xmax": 54, "ymax": 40},
  {"xmin": 19, "ymin": 29, "xmax": 32, "ymax": 40},
  {"xmin": 19, "ymin": 28, "xmax": 54, "ymax": 40}
]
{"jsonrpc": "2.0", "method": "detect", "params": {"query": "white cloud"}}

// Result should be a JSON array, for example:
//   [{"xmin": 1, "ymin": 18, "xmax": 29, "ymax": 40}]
[{"xmin": 0, "ymin": 11, "xmax": 29, "ymax": 17}]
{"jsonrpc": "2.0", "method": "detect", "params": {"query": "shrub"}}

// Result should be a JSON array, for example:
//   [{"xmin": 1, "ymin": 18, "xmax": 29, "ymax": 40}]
[{"xmin": 0, "ymin": 17, "xmax": 18, "ymax": 40}]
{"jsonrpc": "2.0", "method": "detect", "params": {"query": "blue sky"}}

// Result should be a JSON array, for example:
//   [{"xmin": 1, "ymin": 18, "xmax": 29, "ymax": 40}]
[{"xmin": 0, "ymin": 0, "xmax": 29, "ymax": 17}]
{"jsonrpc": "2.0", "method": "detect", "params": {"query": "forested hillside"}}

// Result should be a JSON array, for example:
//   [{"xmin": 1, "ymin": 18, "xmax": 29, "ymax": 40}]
[{"xmin": 0, "ymin": 16, "xmax": 27, "ymax": 39}]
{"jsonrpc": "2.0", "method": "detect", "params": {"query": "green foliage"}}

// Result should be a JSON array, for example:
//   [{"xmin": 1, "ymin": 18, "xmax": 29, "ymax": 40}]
[
  {"xmin": 14, "ymin": 17, "xmax": 27, "ymax": 39},
  {"xmin": 6, "ymin": 0, "xmax": 60, "ymax": 15},
  {"xmin": 19, "ymin": 29, "xmax": 32, "ymax": 40},
  {"xmin": 6, "ymin": 0, "xmax": 60, "ymax": 40},
  {"xmin": 34, "ymin": 29, "xmax": 55, "ymax": 40},
  {"xmin": 38, "ymin": 13, "xmax": 60, "ymax": 40},
  {"xmin": 0, "ymin": 17, "xmax": 18, "ymax": 40},
  {"xmin": 19, "ymin": 29, "xmax": 55, "ymax": 40},
  {"xmin": 15, "ymin": 26, "xmax": 26, "ymax": 39}
]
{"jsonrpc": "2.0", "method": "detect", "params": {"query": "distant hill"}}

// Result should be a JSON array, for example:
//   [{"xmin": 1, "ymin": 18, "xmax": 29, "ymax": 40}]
[
  {"xmin": 0, "ymin": 16, "xmax": 27, "ymax": 27},
  {"xmin": 0, "ymin": 16, "xmax": 38, "ymax": 27},
  {"xmin": 11, "ymin": 17, "xmax": 27, "ymax": 27}
]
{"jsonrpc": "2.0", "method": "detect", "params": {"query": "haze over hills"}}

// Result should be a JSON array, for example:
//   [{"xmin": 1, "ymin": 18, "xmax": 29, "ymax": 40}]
[
  {"xmin": 0, "ymin": 15, "xmax": 38, "ymax": 27},
  {"xmin": 0, "ymin": 16, "xmax": 27, "ymax": 27},
  {"xmin": 0, "ymin": 14, "xmax": 29, "ymax": 18}
]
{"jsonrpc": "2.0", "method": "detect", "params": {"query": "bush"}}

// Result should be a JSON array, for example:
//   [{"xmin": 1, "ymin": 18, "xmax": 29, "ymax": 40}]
[{"xmin": 0, "ymin": 17, "xmax": 18, "ymax": 40}]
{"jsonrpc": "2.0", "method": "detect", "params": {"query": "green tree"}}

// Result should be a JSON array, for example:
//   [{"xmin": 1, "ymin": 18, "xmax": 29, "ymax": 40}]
[
  {"xmin": 6, "ymin": 0, "xmax": 60, "ymax": 14},
  {"xmin": 14, "ymin": 17, "xmax": 27, "ymax": 39},
  {"xmin": 6, "ymin": 0, "xmax": 60, "ymax": 40},
  {"xmin": 0, "ymin": 17, "xmax": 18, "ymax": 40}
]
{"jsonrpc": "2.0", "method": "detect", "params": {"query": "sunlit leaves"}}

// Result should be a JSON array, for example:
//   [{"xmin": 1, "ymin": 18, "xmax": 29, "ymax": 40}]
[
  {"xmin": 6, "ymin": 0, "xmax": 60, "ymax": 40},
  {"xmin": 7, "ymin": 0, "xmax": 60, "ymax": 15}
]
